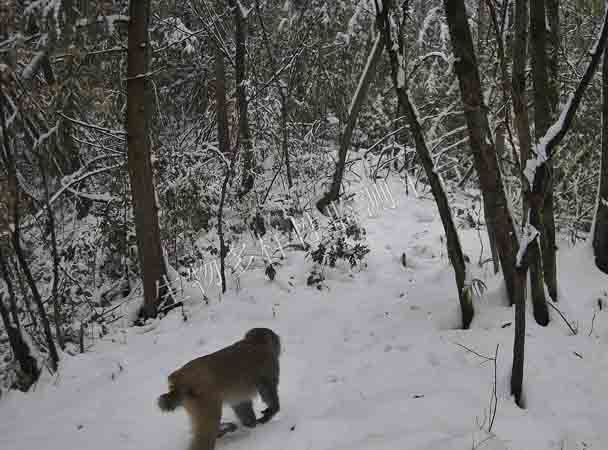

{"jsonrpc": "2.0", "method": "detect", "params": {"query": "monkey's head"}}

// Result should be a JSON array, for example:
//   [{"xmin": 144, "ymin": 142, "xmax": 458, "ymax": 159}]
[{"xmin": 244, "ymin": 328, "xmax": 281, "ymax": 357}]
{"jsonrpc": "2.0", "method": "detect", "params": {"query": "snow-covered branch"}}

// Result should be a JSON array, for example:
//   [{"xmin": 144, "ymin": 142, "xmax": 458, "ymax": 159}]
[{"xmin": 538, "ymin": 5, "xmax": 608, "ymax": 160}]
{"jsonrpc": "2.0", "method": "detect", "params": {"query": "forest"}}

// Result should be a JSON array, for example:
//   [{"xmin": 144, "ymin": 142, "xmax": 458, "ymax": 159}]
[{"xmin": 1, "ymin": 0, "xmax": 608, "ymax": 449}]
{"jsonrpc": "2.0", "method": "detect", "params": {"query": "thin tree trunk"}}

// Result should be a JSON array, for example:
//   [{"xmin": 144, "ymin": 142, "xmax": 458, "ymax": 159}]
[
  {"xmin": 126, "ymin": 0, "xmax": 168, "ymax": 319},
  {"xmin": 215, "ymin": 43, "xmax": 232, "ymax": 293},
  {"xmin": 378, "ymin": 1, "xmax": 473, "ymax": 328},
  {"xmin": 530, "ymin": 0, "xmax": 558, "ymax": 305},
  {"xmin": 0, "ymin": 246, "xmax": 39, "ymax": 389},
  {"xmin": 518, "ymin": 0, "xmax": 608, "ymax": 287},
  {"xmin": 281, "ymin": 91, "xmax": 293, "ymax": 190},
  {"xmin": 0, "ymin": 85, "xmax": 59, "ymax": 372},
  {"xmin": 229, "ymin": 0, "xmax": 254, "ymax": 197},
  {"xmin": 214, "ymin": 44, "xmax": 230, "ymax": 158},
  {"xmin": 442, "ymin": 0, "xmax": 525, "ymax": 307},
  {"xmin": 253, "ymin": 0, "xmax": 293, "ymax": 191},
  {"xmin": 0, "ymin": 246, "xmax": 20, "ymax": 331},
  {"xmin": 40, "ymin": 155, "xmax": 65, "ymax": 350},
  {"xmin": 0, "ymin": 293, "xmax": 39, "ymax": 390},
  {"xmin": 486, "ymin": 0, "xmax": 517, "ymax": 274},
  {"xmin": 543, "ymin": 0, "xmax": 560, "ymax": 301},
  {"xmin": 594, "ymin": 44, "xmax": 608, "ymax": 273},
  {"xmin": 512, "ymin": 0, "xmax": 533, "ymax": 225},
  {"xmin": 511, "ymin": 0, "xmax": 533, "ymax": 339},
  {"xmin": 511, "ymin": 255, "xmax": 526, "ymax": 408},
  {"xmin": 316, "ymin": 33, "xmax": 385, "ymax": 214},
  {"xmin": 442, "ymin": 0, "xmax": 528, "ymax": 405}
]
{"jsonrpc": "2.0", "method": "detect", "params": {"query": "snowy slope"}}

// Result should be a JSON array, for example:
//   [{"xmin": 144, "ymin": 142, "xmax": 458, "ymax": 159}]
[{"xmin": 1, "ymin": 184, "xmax": 608, "ymax": 450}]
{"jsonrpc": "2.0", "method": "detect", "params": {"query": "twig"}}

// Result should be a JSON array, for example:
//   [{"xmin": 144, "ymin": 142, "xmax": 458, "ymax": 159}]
[
  {"xmin": 453, "ymin": 341, "xmax": 499, "ymax": 434},
  {"xmin": 589, "ymin": 311, "xmax": 597, "ymax": 337},
  {"xmin": 547, "ymin": 301, "xmax": 578, "ymax": 335},
  {"xmin": 452, "ymin": 341, "xmax": 495, "ymax": 362},
  {"xmin": 488, "ymin": 344, "xmax": 499, "ymax": 433}
]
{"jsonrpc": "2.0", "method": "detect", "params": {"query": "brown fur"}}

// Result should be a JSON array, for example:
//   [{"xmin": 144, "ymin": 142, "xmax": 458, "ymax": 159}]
[{"xmin": 158, "ymin": 328, "xmax": 281, "ymax": 450}]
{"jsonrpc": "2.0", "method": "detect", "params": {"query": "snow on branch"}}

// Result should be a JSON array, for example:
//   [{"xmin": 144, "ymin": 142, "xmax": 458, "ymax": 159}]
[
  {"xmin": 538, "ymin": 4, "xmax": 608, "ymax": 160},
  {"xmin": 516, "ymin": 227, "xmax": 539, "ymax": 268},
  {"xmin": 58, "ymin": 113, "xmax": 127, "ymax": 140},
  {"xmin": 21, "ymin": 51, "xmax": 47, "ymax": 80},
  {"xmin": 33, "ymin": 162, "xmax": 124, "ymax": 222},
  {"xmin": 237, "ymin": 0, "xmax": 252, "ymax": 18}
]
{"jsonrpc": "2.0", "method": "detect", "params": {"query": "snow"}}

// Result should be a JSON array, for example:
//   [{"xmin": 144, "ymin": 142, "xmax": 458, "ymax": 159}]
[
  {"xmin": 237, "ymin": 1, "xmax": 252, "ymax": 19},
  {"xmin": 2, "ymin": 180, "xmax": 608, "ymax": 450},
  {"xmin": 417, "ymin": 7, "xmax": 441, "ymax": 46},
  {"xmin": 516, "ymin": 218, "xmax": 539, "ymax": 267},
  {"xmin": 22, "ymin": 51, "xmax": 46, "ymax": 80}
]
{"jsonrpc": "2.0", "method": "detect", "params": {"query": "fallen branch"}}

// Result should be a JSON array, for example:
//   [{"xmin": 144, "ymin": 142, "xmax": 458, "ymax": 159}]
[{"xmin": 547, "ymin": 301, "xmax": 578, "ymax": 335}]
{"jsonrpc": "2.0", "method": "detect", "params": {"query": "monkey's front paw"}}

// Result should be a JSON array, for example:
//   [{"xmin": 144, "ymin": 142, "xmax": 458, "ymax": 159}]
[{"xmin": 257, "ymin": 409, "xmax": 275, "ymax": 424}]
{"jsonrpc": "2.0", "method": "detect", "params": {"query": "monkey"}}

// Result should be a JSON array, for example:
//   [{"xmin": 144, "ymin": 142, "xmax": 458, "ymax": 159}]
[{"xmin": 157, "ymin": 328, "xmax": 281, "ymax": 450}]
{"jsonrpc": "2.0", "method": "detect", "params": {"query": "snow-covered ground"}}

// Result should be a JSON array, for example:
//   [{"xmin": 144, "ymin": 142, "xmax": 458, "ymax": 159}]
[{"xmin": 1, "ymin": 184, "xmax": 607, "ymax": 450}]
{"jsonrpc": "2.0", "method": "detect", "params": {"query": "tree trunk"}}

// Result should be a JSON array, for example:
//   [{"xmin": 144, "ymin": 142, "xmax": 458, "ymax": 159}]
[
  {"xmin": 126, "ymin": 0, "xmax": 168, "ymax": 320},
  {"xmin": 0, "ymin": 85, "xmax": 59, "ymax": 372},
  {"xmin": 0, "ymin": 246, "xmax": 20, "ymax": 331},
  {"xmin": 378, "ymin": 1, "xmax": 473, "ymax": 329},
  {"xmin": 215, "ymin": 43, "xmax": 232, "ymax": 293},
  {"xmin": 281, "ymin": 91, "xmax": 293, "ymax": 190},
  {"xmin": 0, "ymin": 294, "xmax": 39, "ymax": 390},
  {"xmin": 442, "ymin": 0, "xmax": 525, "ymax": 307},
  {"xmin": 316, "ymin": 33, "xmax": 384, "ymax": 214},
  {"xmin": 517, "ymin": 0, "xmax": 608, "ymax": 325},
  {"xmin": 594, "ymin": 44, "xmax": 608, "ymax": 273},
  {"xmin": 506, "ymin": 0, "xmax": 534, "ymax": 405},
  {"xmin": 442, "ymin": 0, "xmax": 528, "ymax": 405},
  {"xmin": 40, "ymin": 155, "xmax": 65, "ymax": 350},
  {"xmin": 0, "ymin": 245, "xmax": 39, "ymax": 389},
  {"xmin": 512, "ymin": 0, "xmax": 533, "ymax": 226},
  {"xmin": 229, "ymin": 0, "xmax": 254, "ymax": 197},
  {"xmin": 530, "ymin": 0, "xmax": 558, "ymax": 305},
  {"xmin": 253, "ymin": 1, "xmax": 293, "ymax": 191}
]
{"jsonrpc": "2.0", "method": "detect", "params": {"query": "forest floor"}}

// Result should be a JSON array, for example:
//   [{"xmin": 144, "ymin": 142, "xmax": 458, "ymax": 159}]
[{"xmin": 1, "ymin": 180, "xmax": 607, "ymax": 450}]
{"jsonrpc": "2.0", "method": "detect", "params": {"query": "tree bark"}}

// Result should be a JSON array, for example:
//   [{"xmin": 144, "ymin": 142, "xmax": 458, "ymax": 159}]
[
  {"xmin": 530, "ymin": 0, "xmax": 558, "ymax": 305},
  {"xmin": 281, "ymin": 91, "xmax": 293, "ymax": 190},
  {"xmin": 0, "ymin": 85, "xmax": 59, "ymax": 372},
  {"xmin": 442, "ymin": 0, "xmax": 528, "ymax": 405},
  {"xmin": 253, "ymin": 1, "xmax": 293, "ymax": 190},
  {"xmin": 378, "ymin": 1, "xmax": 473, "ymax": 328},
  {"xmin": 316, "ymin": 33, "xmax": 384, "ymax": 214},
  {"xmin": 0, "ymin": 245, "xmax": 20, "ymax": 331},
  {"xmin": 443, "ymin": 0, "xmax": 525, "ymax": 306},
  {"xmin": 229, "ymin": 0, "xmax": 254, "ymax": 197},
  {"xmin": 0, "ymin": 245, "xmax": 39, "ymax": 389},
  {"xmin": 126, "ymin": 0, "xmax": 168, "ymax": 320},
  {"xmin": 594, "ymin": 43, "xmax": 608, "ymax": 273},
  {"xmin": 40, "ymin": 155, "xmax": 65, "ymax": 350},
  {"xmin": 542, "ymin": 0, "xmax": 559, "ymax": 300},
  {"xmin": 511, "ymin": 0, "xmax": 533, "ymax": 337},
  {"xmin": 519, "ymin": 1, "xmax": 608, "ymax": 277},
  {"xmin": 0, "ymin": 293, "xmax": 38, "ymax": 390},
  {"xmin": 512, "ymin": 0, "xmax": 533, "ymax": 224},
  {"xmin": 214, "ymin": 43, "xmax": 232, "ymax": 293}
]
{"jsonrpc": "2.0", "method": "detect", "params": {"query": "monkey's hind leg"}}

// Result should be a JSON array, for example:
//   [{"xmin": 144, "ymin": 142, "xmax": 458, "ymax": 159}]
[
  {"xmin": 257, "ymin": 379, "xmax": 280, "ymax": 424},
  {"xmin": 232, "ymin": 400, "xmax": 257, "ymax": 428},
  {"xmin": 217, "ymin": 422, "xmax": 238, "ymax": 438},
  {"xmin": 184, "ymin": 394, "xmax": 221, "ymax": 450}
]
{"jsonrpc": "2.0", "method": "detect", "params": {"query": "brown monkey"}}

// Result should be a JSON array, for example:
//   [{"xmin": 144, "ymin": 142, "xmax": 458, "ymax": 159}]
[{"xmin": 158, "ymin": 328, "xmax": 281, "ymax": 450}]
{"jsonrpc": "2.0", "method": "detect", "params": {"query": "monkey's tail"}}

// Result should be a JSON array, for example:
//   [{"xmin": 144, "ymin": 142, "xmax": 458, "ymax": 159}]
[{"xmin": 158, "ymin": 390, "xmax": 182, "ymax": 412}]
